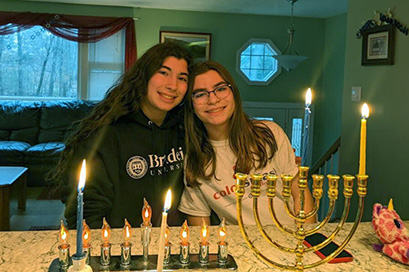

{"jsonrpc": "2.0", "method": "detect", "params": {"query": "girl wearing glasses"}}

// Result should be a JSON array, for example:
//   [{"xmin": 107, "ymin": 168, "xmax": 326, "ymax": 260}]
[{"xmin": 178, "ymin": 60, "xmax": 314, "ymax": 226}]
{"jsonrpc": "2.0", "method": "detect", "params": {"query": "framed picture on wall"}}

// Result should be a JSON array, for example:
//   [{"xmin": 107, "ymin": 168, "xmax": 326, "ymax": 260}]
[
  {"xmin": 361, "ymin": 24, "xmax": 394, "ymax": 65},
  {"xmin": 160, "ymin": 31, "xmax": 211, "ymax": 62}
]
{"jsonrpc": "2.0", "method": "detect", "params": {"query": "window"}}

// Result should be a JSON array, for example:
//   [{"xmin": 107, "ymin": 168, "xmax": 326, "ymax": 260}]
[
  {"xmin": 0, "ymin": 25, "xmax": 124, "ymax": 101},
  {"xmin": 236, "ymin": 39, "xmax": 281, "ymax": 85},
  {"xmin": 291, "ymin": 118, "xmax": 302, "ymax": 157}
]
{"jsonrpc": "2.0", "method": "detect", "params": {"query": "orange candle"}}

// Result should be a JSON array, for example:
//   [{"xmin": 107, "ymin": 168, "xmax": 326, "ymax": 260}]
[
  {"xmin": 200, "ymin": 218, "xmax": 209, "ymax": 246},
  {"xmin": 59, "ymin": 220, "xmax": 69, "ymax": 249},
  {"xmin": 180, "ymin": 220, "xmax": 190, "ymax": 246},
  {"xmin": 218, "ymin": 218, "xmax": 227, "ymax": 246},
  {"xmin": 82, "ymin": 219, "xmax": 91, "ymax": 249},
  {"xmin": 123, "ymin": 218, "xmax": 132, "ymax": 246},
  {"xmin": 359, "ymin": 103, "xmax": 370, "ymax": 175},
  {"xmin": 101, "ymin": 217, "xmax": 111, "ymax": 247}
]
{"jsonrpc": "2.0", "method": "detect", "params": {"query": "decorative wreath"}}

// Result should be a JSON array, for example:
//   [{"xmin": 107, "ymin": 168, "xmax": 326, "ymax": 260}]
[{"xmin": 356, "ymin": 10, "xmax": 408, "ymax": 38}]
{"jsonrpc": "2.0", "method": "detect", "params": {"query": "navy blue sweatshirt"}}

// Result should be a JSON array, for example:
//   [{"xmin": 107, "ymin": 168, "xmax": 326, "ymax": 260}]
[{"xmin": 61, "ymin": 108, "xmax": 185, "ymax": 229}]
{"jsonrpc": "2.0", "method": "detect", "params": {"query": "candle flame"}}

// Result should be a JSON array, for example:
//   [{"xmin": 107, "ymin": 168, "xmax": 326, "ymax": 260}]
[
  {"xmin": 59, "ymin": 220, "xmax": 69, "ymax": 248},
  {"xmin": 163, "ymin": 189, "xmax": 172, "ymax": 212},
  {"xmin": 82, "ymin": 219, "xmax": 91, "ymax": 247},
  {"xmin": 218, "ymin": 217, "xmax": 227, "ymax": 245},
  {"xmin": 123, "ymin": 218, "xmax": 132, "ymax": 245},
  {"xmin": 142, "ymin": 198, "xmax": 152, "ymax": 226},
  {"xmin": 78, "ymin": 159, "xmax": 86, "ymax": 193},
  {"xmin": 200, "ymin": 218, "xmax": 209, "ymax": 245},
  {"xmin": 305, "ymin": 88, "xmax": 312, "ymax": 107},
  {"xmin": 164, "ymin": 225, "xmax": 170, "ymax": 246},
  {"xmin": 180, "ymin": 220, "xmax": 189, "ymax": 246},
  {"xmin": 101, "ymin": 217, "xmax": 111, "ymax": 246},
  {"xmin": 361, "ymin": 103, "xmax": 369, "ymax": 119}
]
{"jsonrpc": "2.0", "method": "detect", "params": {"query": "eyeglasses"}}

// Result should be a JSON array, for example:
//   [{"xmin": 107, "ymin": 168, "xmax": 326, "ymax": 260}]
[{"xmin": 191, "ymin": 84, "xmax": 232, "ymax": 104}]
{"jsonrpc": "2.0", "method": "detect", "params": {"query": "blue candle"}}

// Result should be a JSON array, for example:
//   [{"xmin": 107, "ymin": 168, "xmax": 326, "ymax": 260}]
[
  {"xmin": 76, "ymin": 159, "xmax": 86, "ymax": 257},
  {"xmin": 301, "ymin": 88, "xmax": 312, "ymax": 166}
]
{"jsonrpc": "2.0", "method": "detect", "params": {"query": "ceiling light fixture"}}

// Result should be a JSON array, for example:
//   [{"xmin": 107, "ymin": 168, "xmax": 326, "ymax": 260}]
[{"xmin": 273, "ymin": 0, "xmax": 308, "ymax": 71}]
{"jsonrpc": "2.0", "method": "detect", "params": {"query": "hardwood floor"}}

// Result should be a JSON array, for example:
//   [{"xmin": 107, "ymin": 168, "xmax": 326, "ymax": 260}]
[{"xmin": 9, "ymin": 187, "xmax": 65, "ymax": 231}]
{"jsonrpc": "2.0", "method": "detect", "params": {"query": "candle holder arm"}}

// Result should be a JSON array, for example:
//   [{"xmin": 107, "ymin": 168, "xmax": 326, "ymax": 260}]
[
  {"xmin": 305, "ymin": 174, "xmax": 356, "ymax": 250},
  {"xmin": 304, "ymin": 198, "xmax": 350, "ymax": 252},
  {"xmin": 303, "ymin": 196, "xmax": 365, "ymax": 269},
  {"xmin": 268, "ymin": 198, "xmax": 296, "ymax": 235},
  {"xmin": 237, "ymin": 197, "xmax": 298, "ymax": 270},
  {"xmin": 284, "ymin": 200, "xmax": 298, "ymax": 220},
  {"xmin": 253, "ymin": 198, "xmax": 296, "ymax": 253},
  {"xmin": 304, "ymin": 199, "xmax": 336, "ymax": 237}
]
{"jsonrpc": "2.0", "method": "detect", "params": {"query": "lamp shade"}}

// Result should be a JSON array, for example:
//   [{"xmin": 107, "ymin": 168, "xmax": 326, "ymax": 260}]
[{"xmin": 273, "ymin": 54, "xmax": 308, "ymax": 71}]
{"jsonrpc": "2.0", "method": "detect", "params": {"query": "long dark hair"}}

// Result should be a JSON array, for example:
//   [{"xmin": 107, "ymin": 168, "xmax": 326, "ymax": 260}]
[
  {"xmin": 184, "ymin": 60, "xmax": 278, "ymax": 186},
  {"xmin": 51, "ymin": 42, "xmax": 192, "ymax": 186}
]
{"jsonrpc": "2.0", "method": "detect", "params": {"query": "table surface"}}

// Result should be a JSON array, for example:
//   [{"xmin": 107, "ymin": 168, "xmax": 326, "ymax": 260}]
[
  {"xmin": 0, "ymin": 166, "xmax": 27, "ymax": 186},
  {"xmin": 0, "ymin": 221, "xmax": 408, "ymax": 272}
]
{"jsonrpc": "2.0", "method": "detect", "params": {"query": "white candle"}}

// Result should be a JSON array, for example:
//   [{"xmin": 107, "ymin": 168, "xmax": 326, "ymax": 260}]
[
  {"xmin": 76, "ymin": 159, "xmax": 86, "ymax": 257},
  {"xmin": 157, "ymin": 189, "xmax": 172, "ymax": 272}
]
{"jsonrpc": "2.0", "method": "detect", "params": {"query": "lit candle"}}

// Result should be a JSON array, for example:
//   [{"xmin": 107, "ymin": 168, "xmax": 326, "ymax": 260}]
[
  {"xmin": 164, "ymin": 225, "xmax": 171, "ymax": 246},
  {"xmin": 217, "ymin": 218, "xmax": 228, "ymax": 264},
  {"xmin": 180, "ymin": 220, "xmax": 190, "ymax": 246},
  {"xmin": 59, "ymin": 220, "xmax": 70, "ymax": 249},
  {"xmin": 100, "ymin": 217, "xmax": 112, "ymax": 266},
  {"xmin": 123, "ymin": 218, "xmax": 132, "ymax": 246},
  {"xmin": 83, "ymin": 219, "xmax": 91, "ymax": 249},
  {"xmin": 76, "ymin": 159, "xmax": 86, "ymax": 257},
  {"xmin": 121, "ymin": 218, "xmax": 133, "ymax": 266},
  {"xmin": 157, "ymin": 189, "xmax": 172, "ymax": 272},
  {"xmin": 82, "ymin": 219, "xmax": 91, "ymax": 264},
  {"xmin": 179, "ymin": 220, "xmax": 190, "ymax": 265},
  {"xmin": 101, "ymin": 217, "xmax": 111, "ymax": 247},
  {"xmin": 301, "ymin": 88, "xmax": 312, "ymax": 166},
  {"xmin": 58, "ymin": 220, "xmax": 70, "ymax": 268},
  {"xmin": 200, "ymin": 218, "xmax": 209, "ymax": 246},
  {"xmin": 163, "ymin": 224, "xmax": 172, "ymax": 265},
  {"xmin": 218, "ymin": 218, "xmax": 227, "ymax": 246},
  {"xmin": 141, "ymin": 198, "xmax": 152, "ymax": 264},
  {"xmin": 142, "ymin": 198, "xmax": 152, "ymax": 226},
  {"xmin": 359, "ymin": 103, "xmax": 370, "ymax": 175},
  {"xmin": 199, "ymin": 218, "xmax": 210, "ymax": 264}
]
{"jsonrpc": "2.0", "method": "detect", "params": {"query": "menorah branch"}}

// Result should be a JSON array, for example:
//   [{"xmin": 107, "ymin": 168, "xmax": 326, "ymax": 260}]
[{"xmin": 235, "ymin": 167, "xmax": 368, "ymax": 271}]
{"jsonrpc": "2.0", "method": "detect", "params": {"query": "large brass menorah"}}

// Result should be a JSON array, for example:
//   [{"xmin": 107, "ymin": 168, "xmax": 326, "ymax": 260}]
[{"xmin": 235, "ymin": 166, "xmax": 368, "ymax": 271}]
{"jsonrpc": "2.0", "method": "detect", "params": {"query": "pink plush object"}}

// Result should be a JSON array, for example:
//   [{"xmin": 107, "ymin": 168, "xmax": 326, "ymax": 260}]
[{"xmin": 372, "ymin": 199, "xmax": 409, "ymax": 265}]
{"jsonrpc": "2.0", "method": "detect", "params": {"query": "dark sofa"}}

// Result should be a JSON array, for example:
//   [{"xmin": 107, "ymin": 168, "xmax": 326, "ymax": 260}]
[{"xmin": 0, "ymin": 100, "xmax": 95, "ymax": 186}]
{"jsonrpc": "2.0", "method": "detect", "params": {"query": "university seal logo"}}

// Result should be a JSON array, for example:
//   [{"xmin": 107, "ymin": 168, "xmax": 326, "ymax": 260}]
[{"xmin": 126, "ymin": 156, "xmax": 148, "ymax": 179}]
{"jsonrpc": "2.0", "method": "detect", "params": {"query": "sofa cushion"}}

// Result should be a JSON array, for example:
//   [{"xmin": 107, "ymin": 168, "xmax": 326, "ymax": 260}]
[
  {"xmin": 38, "ymin": 101, "xmax": 95, "ymax": 143},
  {"xmin": 25, "ymin": 142, "xmax": 65, "ymax": 186},
  {"xmin": 0, "ymin": 101, "xmax": 41, "ymax": 145},
  {"xmin": 0, "ymin": 140, "xmax": 31, "ymax": 165},
  {"xmin": 25, "ymin": 142, "xmax": 65, "ymax": 159}
]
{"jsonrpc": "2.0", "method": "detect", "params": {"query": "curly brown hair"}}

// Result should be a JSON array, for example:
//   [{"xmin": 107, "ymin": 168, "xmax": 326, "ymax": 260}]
[
  {"xmin": 184, "ymin": 60, "xmax": 277, "ymax": 186},
  {"xmin": 50, "ymin": 42, "xmax": 192, "ymax": 187}
]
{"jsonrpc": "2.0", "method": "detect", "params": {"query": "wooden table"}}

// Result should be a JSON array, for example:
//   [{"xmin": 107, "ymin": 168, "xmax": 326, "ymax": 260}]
[{"xmin": 0, "ymin": 166, "xmax": 27, "ymax": 230}]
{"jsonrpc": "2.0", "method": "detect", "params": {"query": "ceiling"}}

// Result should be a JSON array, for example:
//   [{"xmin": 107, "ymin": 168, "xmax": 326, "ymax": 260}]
[{"xmin": 24, "ymin": 0, "xmax": 348, "ymax": 18}]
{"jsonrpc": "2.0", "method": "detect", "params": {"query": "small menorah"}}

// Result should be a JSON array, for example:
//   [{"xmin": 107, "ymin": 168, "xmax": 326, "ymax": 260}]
[{"xmin": 235, "ymin": 166, "xmax": 368, "ymax": 271}]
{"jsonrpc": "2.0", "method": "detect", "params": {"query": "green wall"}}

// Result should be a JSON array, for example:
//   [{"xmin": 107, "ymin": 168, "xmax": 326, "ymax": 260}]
[
  {"xmin": 339, "ymin": 0, "xmax": 409, "ymax": 221},
  {"xmin": 312, "ymin": 14, "xmax": 346, "ymax": 163},
  {"xmin": 133, "ymin": 8, "xmax": 325, "ymax": 103},
  {"xmin": 2, "ymin": 0, "xmax": 327, "ymax": 104}
]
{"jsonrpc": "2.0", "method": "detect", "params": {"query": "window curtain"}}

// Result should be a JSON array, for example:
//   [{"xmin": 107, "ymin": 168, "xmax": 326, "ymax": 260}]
[{"xmin": 0, "ymin": 11, "xmax": 136, "ymax": 70}]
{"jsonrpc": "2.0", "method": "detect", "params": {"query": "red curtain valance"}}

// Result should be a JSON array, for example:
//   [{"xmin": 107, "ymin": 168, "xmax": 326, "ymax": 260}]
[{"xmin": 0, "ymin": 11, "xmax": 136, "ymax": 70}]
